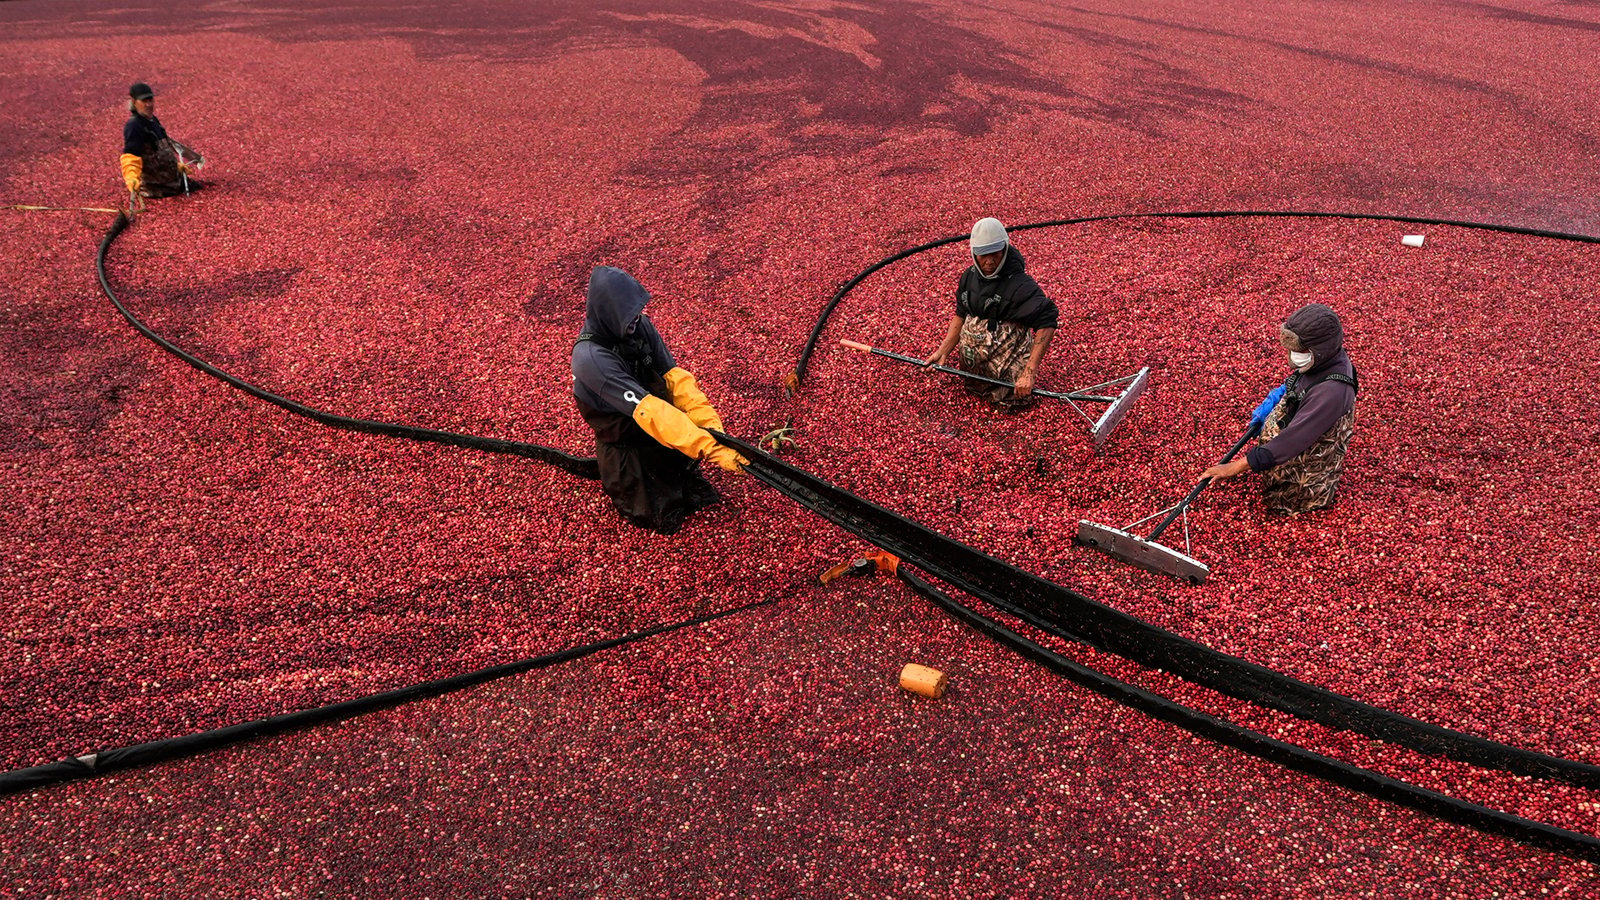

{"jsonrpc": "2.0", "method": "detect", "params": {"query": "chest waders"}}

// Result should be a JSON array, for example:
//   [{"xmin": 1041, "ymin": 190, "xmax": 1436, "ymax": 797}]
[{"xmin": 1259, "ymin": 367, "xmax": 1360, "ymax": 514}]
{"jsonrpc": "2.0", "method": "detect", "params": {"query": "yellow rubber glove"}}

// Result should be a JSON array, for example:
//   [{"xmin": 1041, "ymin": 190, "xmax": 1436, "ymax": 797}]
[
  {"xmin": 702, "ymin": 444, "xmax": 748, "ymax": 474},
  {"xmin": 632, "ymin": 394, "xmax": 747, "ymax": 473},
  {"xmin": 119, "ymin": 154, "xmax": 143, "ymax": 193},
  {"xmin": 663, "ymin": 367, "xmax": 724, "ymax": 432}
]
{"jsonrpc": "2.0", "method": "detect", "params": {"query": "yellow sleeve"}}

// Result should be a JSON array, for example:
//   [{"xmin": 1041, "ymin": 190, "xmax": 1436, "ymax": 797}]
[
  {"xmin": 632, "ymin": 394, "xmax": 746, "ymax": 472},
  {"xmin": 632, "ymin": 394, "xmax": 719, "ymax": 460},
  {"xmin": 119, "ymin": 154, "xmax": 143, "ymax": 192},
  {"xmin": 662, "ymin": 367, "xmax": 724, "ymax": 432}
]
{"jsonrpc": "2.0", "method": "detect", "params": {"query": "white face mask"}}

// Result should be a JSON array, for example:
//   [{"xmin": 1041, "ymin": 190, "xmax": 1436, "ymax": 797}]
[{"xmin": 1288, "ymin": 349, "xmax": 1314, "ymax": 369}]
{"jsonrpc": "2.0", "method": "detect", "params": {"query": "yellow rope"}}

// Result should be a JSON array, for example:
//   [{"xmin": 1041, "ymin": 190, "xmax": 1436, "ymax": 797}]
[{"xmin": 5, "ymin": 204, "xmax": 121, "ymax": 213}]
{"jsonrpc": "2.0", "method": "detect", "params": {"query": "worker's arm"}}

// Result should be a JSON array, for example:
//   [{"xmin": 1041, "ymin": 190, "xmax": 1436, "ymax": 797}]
[
  {"xmin": 662, "ymin": 367, "xmax": 724, "ymax": 433},
  {"xmin": 632, "ymin": 394, "xmax": 746, "ymax": 472},
  {"xmin": 925, "ymin": 315, "xmax": 964, "ymax": 368},
  {"xmin": 119, "ymin": 153, "xmax": 143, "ymax": 193},
  {"xmin": 1245, "ymin": 381, "xmax": 1354, "ymax": 472},
  {"xmin": 1014, "ymin": 327, "xmax": 1056, "ymax": 396}
]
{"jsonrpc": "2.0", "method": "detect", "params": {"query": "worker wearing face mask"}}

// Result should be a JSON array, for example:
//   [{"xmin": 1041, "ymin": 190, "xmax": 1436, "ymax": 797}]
[
  {"xmin": 571, "ymin": 266, "xmax": 746, "ymax": 535},
  {"xmin": 923, "ymin": 217, "xmax": 1059, "ymax": 411},
  {"xmin": 1202, "ymin": 303, "xmax": 1359, "ymax": 515}
]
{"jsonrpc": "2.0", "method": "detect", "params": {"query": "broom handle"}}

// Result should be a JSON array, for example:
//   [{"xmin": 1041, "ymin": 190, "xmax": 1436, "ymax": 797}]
[
  {"xmin": 1147, "ymin": 422, "xmax": 1263, "ymax": 541},
  {"xmin": 839, "ymin": 339, "xmax": 1093, "ymax": 402}
]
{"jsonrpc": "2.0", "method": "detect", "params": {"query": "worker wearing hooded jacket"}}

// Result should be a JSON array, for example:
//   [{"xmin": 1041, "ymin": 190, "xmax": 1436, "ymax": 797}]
[
  {"xmin": 1203, "ymin": 303, "xmax": 1358, "ymax": 515},
  {"xmin": 572, "ymin": 266, "xmax": 746, "ymax": 534},
  {"xmin": 924, "ymin": 217, "xmax": 1059, "ymax": 410},
  {"xmin": 119, "ymin": 81, "xmax": 202, "ymax": 204}
]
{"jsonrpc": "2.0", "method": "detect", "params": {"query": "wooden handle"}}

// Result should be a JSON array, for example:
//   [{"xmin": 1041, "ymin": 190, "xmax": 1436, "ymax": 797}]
[{"xmin": 839, "ymin": 339, "xmax": 872, "ymax": 352}]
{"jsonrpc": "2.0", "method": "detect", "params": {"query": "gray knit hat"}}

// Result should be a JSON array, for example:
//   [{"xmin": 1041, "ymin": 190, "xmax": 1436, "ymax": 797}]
[{"xmin": 969, "ymin": 217, "xmax": 1008, "ymax": 256}]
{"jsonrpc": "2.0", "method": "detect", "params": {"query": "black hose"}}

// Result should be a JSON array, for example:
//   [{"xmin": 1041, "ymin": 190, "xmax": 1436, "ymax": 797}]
[
  {"xmin": 721, "ymin": 432, "xmax": 1600, "ymax": 790},
  {"xmin": 1, "ymin": 596, "xmax": 773, "ymax": 796},
  {"xmin": 97, "ymin": 214, "xmax": 599, "ymax": 478},
  {"xmin": 775, "ymin": 210, "xmax": 1600, "ymax": 789},
  {"xmin": 87, "ymin": 208, "xmax": 1600, "ymax": 858},
  {"xmin": 896, "ymin": 567, "xmax": 1600, "ymax": 864},
  {"xmin": 792, "ymin": 209, "xmax": 1600, "ymax": 383},
  {"xmin": 794, "ymin": 232, "xmax": 968, "ymax": 381}
]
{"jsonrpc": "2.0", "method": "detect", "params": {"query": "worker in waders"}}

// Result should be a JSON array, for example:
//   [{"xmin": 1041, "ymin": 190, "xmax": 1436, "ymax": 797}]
[
  {"xmin": 924, "ymin": 217, "xmax": 1059, "ymax": 411},
  {"xmin": 1203, "ymin": 303, "xmax": 1359, "ymax": 515},
  {"xmin": 571, "ymin": 266, "xmax": 747, "ymax": 534},
  {"xmin": 119, "ymin": 82, "xmax": 203, "ymax": 209}
]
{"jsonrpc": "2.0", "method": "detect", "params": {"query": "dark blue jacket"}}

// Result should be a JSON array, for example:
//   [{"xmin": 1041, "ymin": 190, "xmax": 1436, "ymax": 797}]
[
  {"xmin": 123, "ymin": 113, "xmax": 168, "ymax": 157},
  {"xmin": 572, "ymin": 267, "xmax": 676, "ymax": 416}
]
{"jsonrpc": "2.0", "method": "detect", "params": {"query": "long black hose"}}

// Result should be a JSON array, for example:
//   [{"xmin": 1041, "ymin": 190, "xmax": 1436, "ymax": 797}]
[
  {"xmin": 792, "ymin": 209, "xmax": 1599, "ymax": 381},
  {"xmin": 896, "ymin": 567, "xmax": 1600, "ymax": 864},
  {"xmin": 722, "ymin": 432, "xmax": 1600, "ymax": 788},
  {"xmin": 96, "ymin": 214, "xmax": 599, "ymax": 479},
  {"xmin": 781, "ymin": 211, "xmax": 1600, "ymax": 778},
  {"xmin": 0, "ymin": 598, "xmax": 773, "ymax": 796}
]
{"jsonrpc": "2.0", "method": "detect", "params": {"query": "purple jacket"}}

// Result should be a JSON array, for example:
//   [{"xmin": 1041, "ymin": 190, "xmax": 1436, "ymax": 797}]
[{"xmin": 1247, "ymin": 304, "xmax": 1357, "ymax": 471}]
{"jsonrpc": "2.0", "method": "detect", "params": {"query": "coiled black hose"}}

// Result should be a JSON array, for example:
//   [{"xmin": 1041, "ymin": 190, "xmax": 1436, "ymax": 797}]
[{"xmin": 791, "ymin": 209, "xmax": 1599, "ymax": 382}]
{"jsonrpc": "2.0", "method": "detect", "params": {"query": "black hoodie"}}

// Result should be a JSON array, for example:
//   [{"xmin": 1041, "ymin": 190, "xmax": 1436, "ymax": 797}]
[
  {"xmin": 572, "ymin": 266, "xmax": 676, "ymax": 416},
  {"xmin": 123, "ymin": 111, "xmax": 169, "ymax": 157},
  {"xmin": 954, "ymin": 248, "xmax": 1059, "ymax": 331}
]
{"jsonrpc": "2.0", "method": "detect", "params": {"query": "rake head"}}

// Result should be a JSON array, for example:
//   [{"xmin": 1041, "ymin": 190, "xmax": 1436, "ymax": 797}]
[
  {"xmin": 1075, "ymin": 519, "xmax": 1210, "ymax": 584},
  {"xmin": 1088, "ymin": 367, "xmax": 1150, "ymax": 451}
]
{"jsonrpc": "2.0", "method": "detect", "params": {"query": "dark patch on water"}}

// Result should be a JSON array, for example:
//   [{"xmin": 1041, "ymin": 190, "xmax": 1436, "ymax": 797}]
[
  {"xmin": 525, "ymin": 238, "xmax": 622, "ymax": 320},
  {"xmin": 156, "ymin": 267, "xmax": 304, "ymax": 326},
  {"xmin": 1450, "ymin": 0, "xmax": 1600, "ymax": 31}
]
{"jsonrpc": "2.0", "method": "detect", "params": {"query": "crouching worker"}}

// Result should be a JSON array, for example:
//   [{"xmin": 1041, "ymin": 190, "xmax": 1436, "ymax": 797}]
[
  {"xmin": 119, "ymin": 81, "xmax": 204, "ymax": 207},
  {"xmin": 924, "ymin": 217, "xmax": 1058, "ymax": 411},
  {"xmin": 572, "ymin": 266, "xmax": 747, "ymax": 534},
  {"xmin": 1203, "ymin": 303, "xmax": 1359, "ymax": 515}
]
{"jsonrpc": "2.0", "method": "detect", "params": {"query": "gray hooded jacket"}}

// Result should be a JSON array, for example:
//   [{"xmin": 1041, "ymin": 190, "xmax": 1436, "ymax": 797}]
[{"xmin": 572, "ymin": 267, "xmax": 677, "ymax": 417}]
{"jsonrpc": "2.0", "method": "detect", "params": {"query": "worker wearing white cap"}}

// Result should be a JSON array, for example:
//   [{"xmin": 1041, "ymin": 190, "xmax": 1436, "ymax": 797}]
[{"xmin": 924, "ymin": 217, "xmax": 1059, "ymax": 409}]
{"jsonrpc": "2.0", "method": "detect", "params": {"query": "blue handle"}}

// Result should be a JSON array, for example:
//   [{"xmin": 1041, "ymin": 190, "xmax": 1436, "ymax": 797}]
[{"xmin": 1250, "ymin": 384, "xmax": 1287, "ymax": 428}]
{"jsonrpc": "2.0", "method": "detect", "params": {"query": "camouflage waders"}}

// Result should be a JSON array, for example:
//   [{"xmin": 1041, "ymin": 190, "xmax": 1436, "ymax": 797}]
[
  {"xmin": 1259, "ymin": 398, "xmax": 1356, "ymax": 514},
  {"xmin": 957, "ymin": 316, "xmax": 1037, "ymax": 411}
]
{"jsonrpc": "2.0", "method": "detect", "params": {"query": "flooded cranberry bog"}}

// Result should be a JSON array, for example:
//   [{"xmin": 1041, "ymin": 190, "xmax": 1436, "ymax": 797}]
[{"xmin": 3, "ymin": 0, "xmax": 1599, "ymax": 895}]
